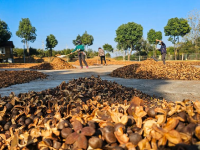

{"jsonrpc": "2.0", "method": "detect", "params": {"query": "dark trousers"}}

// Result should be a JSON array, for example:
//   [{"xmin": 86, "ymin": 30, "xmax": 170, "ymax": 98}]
[
  {"xmin": 162, "ymin": 53, "xmax": 166, "ymax": 65},
  {"xmin": 78, "ymin": 53, "xmax": 88, "ymax": 67},
  {"xmin": 100, "ymin": 56, "xmax": 106, "ymax": 64}
]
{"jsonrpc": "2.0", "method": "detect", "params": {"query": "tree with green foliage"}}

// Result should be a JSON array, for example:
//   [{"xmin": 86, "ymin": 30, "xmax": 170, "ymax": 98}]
[
  {"xmin": 184, "ymin": 9, "xmax": 200, "ymax": 53},
  {"xmin": 16, "ymin": 18, "xmax": 37, "ymax": 55},
  {"xmin": 46, "ymin": 34, "xmax": 58, "ymax": 57},
  {"xmin": 103, "ymin": 44, "xmax": 113, "ymax": 52},
  {"xmin": 134, "ymin": 38, "xmax": 145, "ymax": 61},
  {"xmin": 13, "ymin": 48, "xmax": 25, "ymax": 57},
  {"xmin": 73, "ymin": 34, "xmax": 82, "ymax": 46},
  {"xmin": 140, "ymin": 38, "xmax": 153, "ymax": 54},
  {"xmin": 178, "ymin": 41, "xmax": 196, "ymax": 54},
  {"xmin": 0, "ymin": 19, "xmax": 12, "ymax": 43},
  {"xmin": 37, "ymin": 49, "xmax": 46, "ymax": 57},
  {"xmin": 87, "ymin": 48, "xmax": 98, "ymax": 58},
  {"xmin": 66, "ymin": 49, "xmax": 76, "ymax": 60},
  {"xmin": 164, "ymin": 17, "xmax": 191, "ymax": 60},
  {"xmin": 166, "ymin": 46, "xmax": 174, "ymax": 54},
  {"xmin": 115, "ymin": 22, "xmax": 143, "ymax": 61},
  {"xmin": 116, "ymin": 41, "xmax": 130, "ymax": 61},
  {"xmin": 105, "ymin": 53, "xmax": 111, "ymax": 58},
  {"xmin": 116, "ymin": 42, "xmax": 129, "ymax": 51},
  {"xmin": 29, "ymin": 47, "xmax": 39, "ymax": 56},
  {"xmin": 147, "ymin": 29, "xmax": 162, "ymax": 57},
  {"xmin": 81, "ymin": 31, "xmax": 94, "ymax": 50}
]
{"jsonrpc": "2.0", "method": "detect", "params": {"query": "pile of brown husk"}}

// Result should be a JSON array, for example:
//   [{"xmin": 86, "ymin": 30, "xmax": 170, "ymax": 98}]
[
  {"xmin": 0, "ymin": 63, "xmax": 41, "ymax": 69},
  {"xmin": 110, "ymin": 59, "xmax": 200, "ymax": 80},
  {"xmin": 30, "ymin": 58, "xmax": 76, "ymax": 70},
  {"xmin": 71, "ymin": 57, "xmax": 136, "ymax": 66},
  {"xmin": 0, "ymin": 76, "xmax": 199, "ymax": 150},
  {"xmin": 0, "ymin": 70, "xmax": 47, "ymax": 88}
]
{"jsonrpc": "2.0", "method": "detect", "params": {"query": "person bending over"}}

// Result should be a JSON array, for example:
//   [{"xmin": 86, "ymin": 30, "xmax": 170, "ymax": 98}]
[
  {"xmin": 156, "ymin": 39, "xmax": 167, "ymax": 65},
  {"xmin": 71, "ymin": 40, "xmax": 88, "ymax": 69}
]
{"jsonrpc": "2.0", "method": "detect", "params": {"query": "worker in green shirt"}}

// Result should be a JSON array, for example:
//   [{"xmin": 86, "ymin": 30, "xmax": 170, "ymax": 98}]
[{"xmin": 71, "ymin": 40, "xmax": 88, "ymax": 69}]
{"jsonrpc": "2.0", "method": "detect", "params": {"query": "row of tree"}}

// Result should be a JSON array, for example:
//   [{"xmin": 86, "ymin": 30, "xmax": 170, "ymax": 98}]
[
  {"xmin": 115, "ymin": 18, "xmax": 191, "ymax": 60},
  {"xmin": 115, "ymin": 9, "xmax": 200, "ymax": 60},
  {"xmin": 13, "ymin": 47, "xmax": 111, "ymax": 60},
  {"xmin": 0, "ymin": 17, "xmax": 111, "ymax": 57},
  {"xmin": 0, "ymin": 18, "xmax": 58, "ymax": 56}
]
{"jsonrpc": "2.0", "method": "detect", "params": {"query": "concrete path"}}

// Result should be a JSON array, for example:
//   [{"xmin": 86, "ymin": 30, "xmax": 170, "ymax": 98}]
[{"xmin": 0, "ymin": 65, "xmax": 200, "ymax": 102}]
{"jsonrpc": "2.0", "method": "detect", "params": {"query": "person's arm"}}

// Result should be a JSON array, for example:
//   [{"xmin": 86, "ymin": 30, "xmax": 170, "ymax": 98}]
[
  {"xmin": 156, "ymin": 39, "xmax": 162, "ymax": 42},
  {"xmin": 71, "ymin": 46, "xmax": 77, "ymax": 53},
  {"xmin": 156, "ymin": 39, "xmax": 162, "ymax": 50}
]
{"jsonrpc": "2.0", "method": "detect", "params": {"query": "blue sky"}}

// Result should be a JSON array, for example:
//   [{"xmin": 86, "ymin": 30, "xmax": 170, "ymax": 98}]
[{"xmin": 0, "ymin": 0, "xmax": 199, "ymax": 54}]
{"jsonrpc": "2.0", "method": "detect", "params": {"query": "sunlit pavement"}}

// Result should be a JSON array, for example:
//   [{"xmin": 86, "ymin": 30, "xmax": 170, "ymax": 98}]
[{"xmin": 0, "ymin": 65, "xmax": 200, "ymax": 102}]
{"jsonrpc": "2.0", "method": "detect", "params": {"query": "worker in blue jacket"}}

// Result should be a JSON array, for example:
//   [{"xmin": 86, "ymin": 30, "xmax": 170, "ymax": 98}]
[
  {"xmin": 156, "ymin": 39, "xmax": 167, "ymax": 65},
  {"xmin": 71, "ymin": 40, "xmax": 88, "ymax": 69}
]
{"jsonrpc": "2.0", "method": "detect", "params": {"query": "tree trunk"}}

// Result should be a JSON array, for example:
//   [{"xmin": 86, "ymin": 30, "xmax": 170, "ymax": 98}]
[
  {"xmin": 51, "ymin": 48, "xmax": 53, "ymax": 59},
  {"xmin": 174, "ymin": 43, "xmax": 176, "ymax": 60},
  {"xmin": 174, "ymin": 36, "xmax": 177, "ymax": 60},
  {"xmin": 123, "ymin": 49, "xmax": 125, "ymax": 61},
  {"xmin": 154, "ymin": 44, "xmax": 156, "ymax": 57},
  {"xmin": 49, "ymin": 48, "xmax": 52, "ymax": 62},
  {"xmin": 177, "ymin": 49, "xmax": 179, "ymax": 60},
  {"xmin": 128, "ymin": 45, "xmax": 133, "ymax": 61},
  {"xmin": 26, "ymin": 41, "xmax": 29, "ymax": 55},
  {"xmin": 139, "ymin": 52, "xmax": 141, "ymax": 61}
]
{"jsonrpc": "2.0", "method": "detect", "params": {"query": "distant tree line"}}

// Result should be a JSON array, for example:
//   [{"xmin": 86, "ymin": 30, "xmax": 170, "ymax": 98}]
[{"xmin": 13, "ymin": 47, "xmax": 106, "ymax": 60}]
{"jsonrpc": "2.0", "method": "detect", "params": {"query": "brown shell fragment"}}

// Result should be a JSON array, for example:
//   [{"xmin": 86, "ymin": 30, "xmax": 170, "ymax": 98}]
[
  {"xmin": 89, "ymin": 136, "xmax": 103, "ymax": 149},
  {"xmin": 72, "ymin": 120, "xmax": 83, "ymax": 132},
  {"xmin": 53, "ymin": 140, "xmax": 62, "ymax": 149},
  {"xmin": 114, "ymin": 123, "xmax": 126, "ymax": 133},
  {"xmin": 195, "ymin": 126, "xmax": 200, "ymax": 140},
  {"xmin": 30, "ymin": 128, "xmax": 41, "ymax": 138},
  {"xmin": 81, "ymin": 127, "xmax": 95, "ymax": 136},
  {"xmin": 180, "ymin": 132, "xmax": 191, "ymax": 144},
  {"xmin": 176, "ymin": 122, "xmax": 185, "ymax": 132},
  {"xmin": 125, "ymin": 142, "xmax": 136, "ymax": 150},
  {"xmin": 182, "ymin": 123, "xmax": 196, "ymax": 136},
  {"xmin": 129, "ymin": 133, "xmax": 142, "ymax": 145},
  {"xmin": 151, "ymin": 138, "xmax": 157, "ymax": 150},
  {"xmin": 150, "ymin": 130, "xmax": 162, "ymax": 140},
  {"xmin": 0, "ymin": 76, "xmax": 200, "ymax": 149},
  {"xmin": 165, "ymin": 130, "xmax": 182, "ymax": 144},
  {"xmin": 138, "ymin": 138, "xmax": 151, "ymax": 150},
  {"xmin": 43, "ymin": 138, "xmax": 53, "ymax": 147},
  {"xmin": 61, "ymin": 128, "xmax": 72, "ymax": 139},
  {"xmin": 114, "ymin": 127, "xmax": 129, "ymax": 144},
  {"xmin": 194, "ymin": 101, "xmax": 200, "ymax": 114},
  {"xmin": 158, "ymin": 136, "xmax": 167, "ymax": 147},
  {"xmin": 76, "ymin": 134, "xmax": 88, "ymax": 149},
  {"xmin": 155, "ymin": 115, "xmax": 166, "ymax": 125},
  {"xmin": 163, "ymin": 118, "xmax": 179, "ymax": 132},
  {"xmin": 147, "ymin": 107, "xmax": 157, "ymax": 118},
  {"xmin": 65, "ymin": 132, "xmax": 79, "ymax": 144},
  {"xmin": 101, "ymin": 128, "xmax": 117, "ymax": 144},
  {"xmin": 11, "ymin": 134, "xmax": 18, "ymax": 149}
]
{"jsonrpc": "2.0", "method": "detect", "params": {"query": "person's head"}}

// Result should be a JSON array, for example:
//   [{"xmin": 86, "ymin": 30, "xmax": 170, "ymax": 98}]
[
  {"xmin": 76, "ymin": 40, "xmax": 82, "ymax": 45},
  {"xmin": 158, "ymin": 41, "xmax": 163, "ymax": 45},
  {"xmin": 98, "ymin": 47, "xmax": 101, "ymax": 49}
]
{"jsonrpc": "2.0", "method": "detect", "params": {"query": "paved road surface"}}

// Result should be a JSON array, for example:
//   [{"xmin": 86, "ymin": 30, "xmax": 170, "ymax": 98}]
[{"xmin": 0, "ymin": 65, "xmax": 200, "ymax": 102}]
